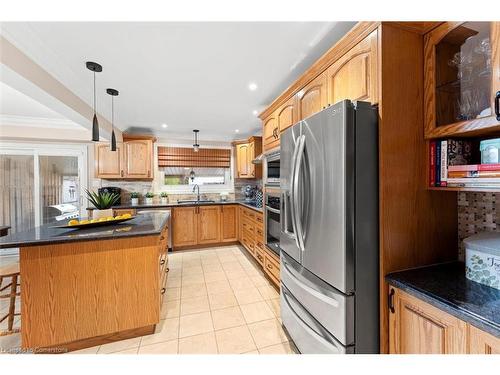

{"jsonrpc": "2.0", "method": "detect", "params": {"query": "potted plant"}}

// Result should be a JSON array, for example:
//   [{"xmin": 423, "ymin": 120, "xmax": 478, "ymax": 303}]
[
  {"xmin": 130, "ymin": 192, "xmax": 140, "ymax": 205},
  {"xmin": 86, "ymin": 189, "xmax": 120, "ymax": 220},
  {"xmin": 145, "ymin": 192, "xmax": 155, "ymax": 205},
  {"xmin": 160, "ymin": 192, "xmax": 169, "ymax": 204}
]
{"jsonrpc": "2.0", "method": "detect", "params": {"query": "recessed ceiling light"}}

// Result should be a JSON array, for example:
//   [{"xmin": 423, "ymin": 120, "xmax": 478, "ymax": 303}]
[
  {"xmin": 161, "ymin": 123, "xmax": 168, "ymax": 128},
  {"xmin": 252, "ymin": 110, "xmax": 258, "ymax": 116},
  {"xmin": 248, "ymin": 82, "xmax": 258, "ymax": 91},
  {"xmin": 235, "ymin": 129, "xmax": 240, "ymax": 133}
]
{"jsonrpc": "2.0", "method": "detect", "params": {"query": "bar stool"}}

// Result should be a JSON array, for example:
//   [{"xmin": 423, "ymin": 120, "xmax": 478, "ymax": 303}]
[{"xmin": 0, "ymin": 263, "xmax": 21, "ymax": 336}]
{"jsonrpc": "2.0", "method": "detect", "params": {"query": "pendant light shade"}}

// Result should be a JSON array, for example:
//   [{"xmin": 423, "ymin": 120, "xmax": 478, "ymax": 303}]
[
  {"xmin": 193, "ymin": 129, "xmax": 200, "ymax": 152},
  {"xmin": 86, "ymin": 61, "xmax": 102, "ymax": 142},
  {"xmin": 106, "ymin": 88, "xmax": 119, "ymax": 152}
]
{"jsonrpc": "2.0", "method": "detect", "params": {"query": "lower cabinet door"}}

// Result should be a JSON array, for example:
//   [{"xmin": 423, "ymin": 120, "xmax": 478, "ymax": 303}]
[
  {"xmin": 173, "ymin": 207, "xmax": 198, "ymax": 247},
  {"xmin": 469, "ymin": 325, "xmax": 500, "ymax": 354},
  {"xmin": 389, "ymin": 288, "xmax": 467, "ymax": 354},
  {"xmin": 197, "ymin": 206, "xmax": 221, "ymax": 244},
  {"xmin": 220, "ymin": 205, "xmax": 238, "ymax": 242}
]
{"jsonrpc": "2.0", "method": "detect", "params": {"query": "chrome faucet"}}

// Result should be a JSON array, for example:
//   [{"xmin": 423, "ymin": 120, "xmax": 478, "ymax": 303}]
[{"xmin": 192, "ymin": 184, "xmax": 200, "ymax": 202}]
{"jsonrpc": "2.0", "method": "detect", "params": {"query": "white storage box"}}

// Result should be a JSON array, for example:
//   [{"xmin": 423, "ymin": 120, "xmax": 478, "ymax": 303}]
[{"xmin": 463, "ymin": 232, "xmax": 500, "ymax": 290}]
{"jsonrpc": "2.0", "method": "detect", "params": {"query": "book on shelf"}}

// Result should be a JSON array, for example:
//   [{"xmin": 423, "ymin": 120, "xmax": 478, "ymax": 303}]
[
  {"xmin": 448, "ymin": 163, "xmax": 500, "ymax": 172},
  {"xmin": 429, "ymin": 139, "xmax": 473, "ymax": 187}
]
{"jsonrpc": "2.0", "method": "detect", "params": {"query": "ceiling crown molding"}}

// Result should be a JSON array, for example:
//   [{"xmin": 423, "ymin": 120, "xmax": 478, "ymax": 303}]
[{"xmin": 0, "ymin": 114, "xmax": 84, "ymax": 129}]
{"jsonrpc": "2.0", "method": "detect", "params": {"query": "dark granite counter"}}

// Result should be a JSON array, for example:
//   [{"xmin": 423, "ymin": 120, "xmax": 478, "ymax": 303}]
[
  {"xmin": 0, "ymin": 212, "xmax": 169, "ymax": 249},
  {"xmin": 87, "ymin": 199, "xmax": 264, "ymax": 213},
  {"xmin": 386, "ymin": 262, "xmax": 500, "ymax": 338}
]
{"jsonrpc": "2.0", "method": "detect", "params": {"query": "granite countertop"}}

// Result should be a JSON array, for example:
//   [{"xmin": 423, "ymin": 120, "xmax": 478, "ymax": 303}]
[
  {"xmin": 386, "ymin": 262, "xmax": 500, "ymax": 338},
  {"xmin": 87, "ymin": 199, "xmax": 264, "ymax": 213},
  {"xmin": 0, "ymin": 212, "xmax": 170, "ymax": 249}
]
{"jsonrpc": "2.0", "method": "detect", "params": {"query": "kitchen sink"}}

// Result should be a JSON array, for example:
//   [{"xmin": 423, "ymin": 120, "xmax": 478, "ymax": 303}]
[{"xmin": 177, "ymin": 199, "xmax": 216, "ymax": 204}]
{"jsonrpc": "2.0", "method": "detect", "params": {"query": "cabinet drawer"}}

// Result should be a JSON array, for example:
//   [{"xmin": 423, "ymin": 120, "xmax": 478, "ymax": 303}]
[
  {"xmin": 255, "ymin": 226, "xmax": 264, "ymax": 240},
  {"xmin": 242, "ymin": 208, "xmax": 256, "ymax": 221},
  {"xmin": 113, "ymin": 208, "xmax": 137, "ymax": 217},
  {"xmin": 264, "ymin": 251, "xmax": 280, "ymax": 282},
  {"xmin": 255, "ymin": 246, "xmax": 265, "ymax": 266},
  {"xmin": 241, "ymin": 231, "xmax": 255, "ymax": 255},
  {"xmin": 255, "ymin": 213, "xmax": 263, "ymax": 225},
  {"xmin": 241, "ymin": 218, "xmax": 255, "ymax": 234}
]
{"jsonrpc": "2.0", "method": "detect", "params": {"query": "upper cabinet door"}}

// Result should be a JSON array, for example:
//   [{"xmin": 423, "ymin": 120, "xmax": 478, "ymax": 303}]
[
  {"xmin": 326, "ymin": 30, "xmax": 378, "ymax": 106},
  {"xmin": 296, "ymin": 73, "xmax": 328, "ymax": 121},
  {"xmin": 123, "ymin": 140, "xmax": 152, "ymax": 179},
  {"xmin": 236, "ymin": 143, "xmax": 250, "ymax": 178},
  {"xmin": 263, "ymin": 113, "xmax": 279, "ymax": 151},
  {"xmin": 95, "ymin": 142, "xmax": 123, "ymax": 178},
  {"xmin": 424, "ymin": 22, "xmax": 500, "ymax": 138},
  {"xmin": 277, "ymin": 96, "xmax": 297, "ymax": 133}
]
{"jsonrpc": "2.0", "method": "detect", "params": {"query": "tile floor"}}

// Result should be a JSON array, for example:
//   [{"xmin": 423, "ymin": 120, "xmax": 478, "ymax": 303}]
[{"xmin": 0, "ymin": 245, "xmax": 297, "ymax": 355}]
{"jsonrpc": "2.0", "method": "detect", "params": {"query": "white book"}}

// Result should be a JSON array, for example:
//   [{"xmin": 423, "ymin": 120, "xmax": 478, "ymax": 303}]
[{"xmin": 440, "ymin": 140, "xmax": 447, "ymax": 185}]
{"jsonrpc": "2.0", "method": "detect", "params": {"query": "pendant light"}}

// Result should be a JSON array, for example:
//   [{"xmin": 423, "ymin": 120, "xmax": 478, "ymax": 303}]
[
  {"xmin": 193, "ymin": 129, "xmax": 200, "ymax": 152},
  {"xmin": 86, "ymin": 61, "xmax": 103, "ymax": 141},
  {"xmin": 106, "ymin": 88, "xmax": 119, "ymax": 151}
]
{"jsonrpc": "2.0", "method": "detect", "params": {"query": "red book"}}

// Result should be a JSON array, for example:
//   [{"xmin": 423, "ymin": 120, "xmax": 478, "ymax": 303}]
[
  {"xmin": 430, "ymin": 141, "xmax": 436, "ymax": 187},
  {"xmin": 448, "ymin": 163, "xmax": 500, "ymax": 172}
]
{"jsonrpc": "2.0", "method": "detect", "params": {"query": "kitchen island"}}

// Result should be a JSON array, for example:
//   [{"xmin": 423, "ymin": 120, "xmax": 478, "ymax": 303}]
[{"xmin": 0, "ymin": 212, "xmax": 170, "ymax": 353}]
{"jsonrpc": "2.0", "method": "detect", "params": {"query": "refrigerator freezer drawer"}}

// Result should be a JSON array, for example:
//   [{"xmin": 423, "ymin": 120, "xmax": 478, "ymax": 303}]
[
  {"xmin": 281, "ymin": 252, "xmax": 354, "ymax": 346},
  {"xmin": 281, "ymin": 285, "xmax": 354, "ymax": 354}
]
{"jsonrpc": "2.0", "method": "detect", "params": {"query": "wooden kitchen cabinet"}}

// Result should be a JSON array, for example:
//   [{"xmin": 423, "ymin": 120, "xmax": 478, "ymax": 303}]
[
  {"xmin": 326, "ymin": 30, "xmax": 378, "ymax": 106},
  {"xmin": 389, "ymin": 287, "xmax": 467, "ymax": 354},
  {"xmin": 234, "ymin": 137, "xmax": 262, "ymax": 179},
  {"xmin": 95, "ymin": 136, "xmax": 154, "ymax": 180},
  {"xmin": 95, "ymin": 142, "xmax": 123, "ymax": 178},
  {"xmin": 173, "ymin": 207, "xmax": 198, "ymax": 247},
  {"xmin": 197, "ymin": 206, "xmax": 221, "ymax": 244},
  {"xmin": 220, "ymin": 205, "xmax": 238, "ymax": 242},
  {"xmin": 296, "ymin": 72, "xmax": 328, "ymax": 121},
  {"xmin": 424, "ymin": 22, "xmax": 500, "ymax": 138},
  {"xmin": 263, "ymin": 112, "xmax": 280, "ymax": 151},
  {"xmin": 468, "ymin": 325, "xmax": 500, "ymax": 354},
  {"xmin": 123, "ymin": 139, "xmax": 152, "ymax": 179},
  {"xmin": 277, "ymin": 96, "xmax": 296, "ymax": 133}
]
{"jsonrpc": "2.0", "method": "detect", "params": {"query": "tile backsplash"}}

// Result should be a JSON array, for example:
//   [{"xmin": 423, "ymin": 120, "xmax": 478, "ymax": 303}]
[{"xmin": 457, "ymin": 192, "xmax": 499, "ymax": 260}]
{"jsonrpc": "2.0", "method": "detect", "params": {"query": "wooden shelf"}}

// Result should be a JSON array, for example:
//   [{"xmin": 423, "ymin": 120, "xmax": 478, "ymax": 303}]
[
  {"xmin": 428, "ymin": 186, "xmax": 500, "ymax": 193},
  {"xmin": 425, "ymin": 116, "xmax": 500, "ymax": 139}
]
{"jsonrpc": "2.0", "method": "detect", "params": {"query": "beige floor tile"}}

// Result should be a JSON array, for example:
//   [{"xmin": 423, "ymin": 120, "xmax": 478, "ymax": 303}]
[
  {"xmin": 180, "ymin": 295, "xmax": 210, "ymax": 316},
  {"xmin": 164, "ymin": 287, "xmax": 181, "ymax": 302},
  {"xmin": 160, "ymin": 299, "xmax": 180, "ymax": 319},
  {"xmin": 208, "ymin": 291, "xmax": 239, "ymax": 310},
  {"xmin": 234, "ymin": 288, "xmax": 264, "ymax": 305},
  {"xmin": 112, "ymin": 347, "xmax": 139, "ymax": 354},
  {"xmin": 182, "ymin": 273, "xmax": 205, "ymax": 286},
  {"xmin": 218, "ymin": 255, "xmax": 238, "ymax": 263},
  {"xmin": 179, "ymin": 311, "xmax": 214, "ymax": 338},
  {"xmin": 240, "ymin": 301, "xmax": 275, "ymax": 324},
  {"xmin": 166, "ymin": 277, "xmax": 181, "ymax": 288},
  {"xmin": 0, "ymin": 333, "xmax": 21, "ymax": 353},
  {"xmin": 138, "ymin": 340, "xmax": 178, "ymax": 354},
  {"xmin": 178, "ymin": 332, "xmax": 218, "ymax": 354},
  {"xmin": 215, "ymin": 325, "xmax": 257, "ymax": 354},
  {"xmin": 265, "ymin": 298, "xmax": 281, "ymax": 318},
  {"xmin": 243, "ymin": 350, "xmax": 260, "ymax": 354},
  {"xmin": 244, "ymin": 267, "xmax": 265, "ymax": 277},
  {"xmin": 248, "ymin": 319, "xmax": 287, "ymax": 349},
  {"xmin": 250, "ymin": 274, "xmax": 271, "ymax": 287},
  {"xmin": 211, "ymin": 306, "xmax": 246, "ymax": 330},
  {"xmin": 98, "ymin": 337, "xmax": 141, "ymax": 354},
  {"xmin": 181, "ymin": 283, "xmax": 207, "ymax": 299},
  {"xmin": 182, "ymin": 265, "xmax": 203, "ymax": 275},
  {"xmin": 221, "ymin": 261, "xmax": 244, "ymax": 272},
  {"xmin": 140, "ymin": 318, "xmax": 179, "ymax": 346},
  {"xmin": 258, "ymin": 341, "xmax": 296, "ymax": 354},
  {"xmin": 206, "ymin": 279, "xmax": 232, "ymax": 294},
  {"xmin": 167, "ymin": 269, "xmax": 182, "ymax": 278},
  {"xmin": 182, "ymin": 252, "xmax": 201, "ymax": 261},
  {"xmin": 258, "ymin": 285, "xmax": 280, "ymax": 300},
  {"xmin": 204, "ymin": 271, "xmax": 227, "ymax": 283},
  {"xmin": 183, "ymin": 259, "xmax": 202, "ymax": 268},
  {"xmin": 70, "ymin": 345, "xmax": 101, "ymax": 354},
  {"xmin": 225, "ymin": 269, "xmax": 248, "ymax": 280},
  {"xmin": 228, "ymin": 276, "xmax": 254, "ymax": 291},
  {"xmin": 202, "ymin": 263, "xmax": 223, "ymax": 273}
]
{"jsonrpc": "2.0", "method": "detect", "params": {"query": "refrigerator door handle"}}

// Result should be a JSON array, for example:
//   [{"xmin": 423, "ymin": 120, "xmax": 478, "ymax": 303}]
[
  {"xmin": 289, "ymin": 135, "xmax": 301, "ymax": 251},
  {"xmin": 282, "ymin": 256, "xmax": 340, "ymax": 308},
  {"xmin": 293, "ymin": 134, "xmax": 306, "ymax": 252}
]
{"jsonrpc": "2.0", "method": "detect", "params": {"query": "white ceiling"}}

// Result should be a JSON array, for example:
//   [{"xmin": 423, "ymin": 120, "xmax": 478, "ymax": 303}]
[
  {"xmin": 0, "ymin": 81, "xmax": 83, "ymax": 129},
  {"xmin": 0, "ymin": 22, "xmax": 355, "ymax": 141}
]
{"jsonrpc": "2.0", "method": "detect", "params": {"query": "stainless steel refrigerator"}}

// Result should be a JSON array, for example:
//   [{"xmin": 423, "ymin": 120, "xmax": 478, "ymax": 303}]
[{"xmin": 279, "ymin": 100, "xmax": 379, "ymax": 354}]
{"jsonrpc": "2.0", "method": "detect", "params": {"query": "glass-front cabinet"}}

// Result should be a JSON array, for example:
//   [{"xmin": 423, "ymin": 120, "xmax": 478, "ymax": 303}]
[{"xmin": 424, "ymin": 22, "xmax": 500, "ymax": 138}]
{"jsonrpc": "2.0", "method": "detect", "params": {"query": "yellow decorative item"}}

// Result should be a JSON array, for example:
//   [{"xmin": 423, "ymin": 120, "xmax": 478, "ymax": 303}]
[
  {"xmin": 79, "ymin": 220, "xmax": 89, "ymax": 225},
  {"xmin": 68, "ymin": 219, "xmax": 79, "ymax": 226},
  {"xmin": 122, "ymin": 213, "xmax": 132, "ymax": 218}
]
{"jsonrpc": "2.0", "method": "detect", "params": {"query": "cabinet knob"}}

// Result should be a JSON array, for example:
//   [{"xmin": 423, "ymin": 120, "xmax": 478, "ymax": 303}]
[
  {"xmin": 160, "ymin": 259, "xmax": 165, "ymax": 265},
  {"xmin": 160, "ymin": 288, "xmax": 166, "ymax": 295},
  {"xmin": 121, "ymin": 170, "xmax": 124, "ymax": 177}
]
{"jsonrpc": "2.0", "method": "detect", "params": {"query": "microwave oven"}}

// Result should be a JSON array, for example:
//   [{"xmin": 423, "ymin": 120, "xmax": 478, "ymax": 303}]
[{"xmin": 264, "ymin": 150, "xmax": 280, "ymax": 187}]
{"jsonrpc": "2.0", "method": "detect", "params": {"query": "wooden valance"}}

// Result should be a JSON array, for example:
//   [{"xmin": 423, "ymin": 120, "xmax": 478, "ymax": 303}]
[{"xmin": 158, "ymin": 147, "xmax": 231, "ymax": 168}]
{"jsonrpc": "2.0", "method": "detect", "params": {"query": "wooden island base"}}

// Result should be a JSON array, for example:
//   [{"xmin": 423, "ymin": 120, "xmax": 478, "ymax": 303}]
[{"xmin": 19, "ymin": 234, "xmax": 165, "ymax": 352}]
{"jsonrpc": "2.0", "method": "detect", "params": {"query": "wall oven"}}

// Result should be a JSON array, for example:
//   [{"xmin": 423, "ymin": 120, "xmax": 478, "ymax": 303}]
[
  {"xmin": 264, "ymin": 149, "xmax": 280, "ymax": 187},
  {"xmin": 264, "ymin": 189, "xmax": 281, "ymax": 256}
]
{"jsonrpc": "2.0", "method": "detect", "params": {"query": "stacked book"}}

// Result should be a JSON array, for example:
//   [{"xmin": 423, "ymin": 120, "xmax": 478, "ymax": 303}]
[{"xmin": 429, "ymin": 139, "xmax": 500, "ymax": 188}]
